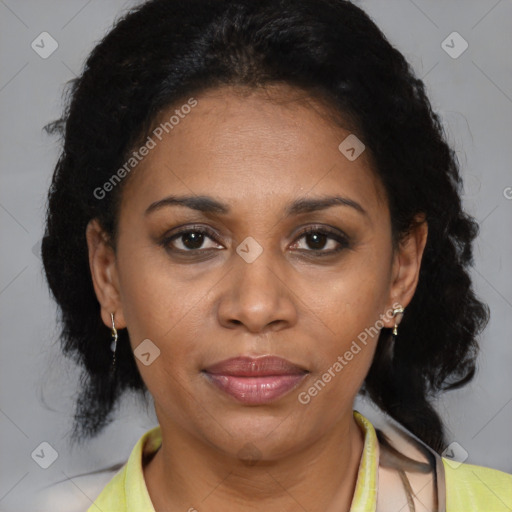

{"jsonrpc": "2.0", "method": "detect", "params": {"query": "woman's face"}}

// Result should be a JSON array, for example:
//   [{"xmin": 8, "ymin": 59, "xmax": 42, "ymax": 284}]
[{"xmin": 87, "ymin": 84, "xmax": 426, "ymax": 460}]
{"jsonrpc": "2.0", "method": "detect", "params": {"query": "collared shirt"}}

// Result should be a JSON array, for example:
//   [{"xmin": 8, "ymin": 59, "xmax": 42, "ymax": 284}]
[{"xmin": 87, "ymin": 410, "xmax": 512, "ymax": 511}]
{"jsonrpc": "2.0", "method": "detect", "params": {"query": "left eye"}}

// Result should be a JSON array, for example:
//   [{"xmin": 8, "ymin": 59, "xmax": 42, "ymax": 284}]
[{"xmin": 290, "ymin": 227, "xmax": 350, "ymax": 254}]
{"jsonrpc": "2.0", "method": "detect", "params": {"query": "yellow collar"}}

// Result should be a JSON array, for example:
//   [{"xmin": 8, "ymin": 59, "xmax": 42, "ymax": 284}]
[{"xmin": 350, "ymin": 410, "xmax": 379, "ymax": 511}]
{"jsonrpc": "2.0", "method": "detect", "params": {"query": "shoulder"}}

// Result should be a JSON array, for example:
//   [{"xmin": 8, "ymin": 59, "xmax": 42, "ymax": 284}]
[
  {"xmin": 87, "ymin": 425, "xmax": 161, "ymax": 511},
  {"xmin": 34, "ymin": 426, "xmax": 161, "ymax": 512},
  {"xmin": 443, "ymin": 458, "xmax": 512, "ymax": 511}
]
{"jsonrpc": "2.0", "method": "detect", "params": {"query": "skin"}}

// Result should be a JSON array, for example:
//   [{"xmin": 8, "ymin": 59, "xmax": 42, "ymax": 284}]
[{"xmin": 86, "ymin": 84, "xmax": 428, "ymax": 512}]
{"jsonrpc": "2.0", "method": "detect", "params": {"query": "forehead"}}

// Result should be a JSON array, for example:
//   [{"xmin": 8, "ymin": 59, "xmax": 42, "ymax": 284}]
[{"xmin": 120, "ymin": 84, "xmax": 387, "ymax": 218}]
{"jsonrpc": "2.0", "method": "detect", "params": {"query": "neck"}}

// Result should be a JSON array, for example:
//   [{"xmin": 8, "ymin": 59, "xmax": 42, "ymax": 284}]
[{"xmin": 144, "ymin": 411, "xmax": 365, "ymax": 512}]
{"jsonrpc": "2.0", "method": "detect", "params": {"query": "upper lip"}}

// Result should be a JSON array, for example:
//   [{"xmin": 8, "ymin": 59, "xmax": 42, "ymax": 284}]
[{"xmin": 203, "ymin": 356, "xmax": 308, "ymax": 376}]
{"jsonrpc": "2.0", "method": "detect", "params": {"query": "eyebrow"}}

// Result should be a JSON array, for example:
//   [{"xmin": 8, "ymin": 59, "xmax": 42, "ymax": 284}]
[{"xmin": 144, "ymin": 194, "xmax": 368, "ymax": 217}]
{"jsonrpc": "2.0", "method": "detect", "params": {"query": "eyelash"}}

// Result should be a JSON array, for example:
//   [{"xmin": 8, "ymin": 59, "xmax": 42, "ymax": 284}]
[{"xmin": 159, "ymin": 224, "xmax": 350, "ymax": 256}]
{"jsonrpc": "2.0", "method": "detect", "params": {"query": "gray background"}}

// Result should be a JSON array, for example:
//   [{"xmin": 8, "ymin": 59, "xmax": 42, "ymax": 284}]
[{"xmin": 0, "ymin": 0, "xmax": 511, "ymax": 510}]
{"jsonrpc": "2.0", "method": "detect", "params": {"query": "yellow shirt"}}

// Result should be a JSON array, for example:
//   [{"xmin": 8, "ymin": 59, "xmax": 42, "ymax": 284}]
[{"xmin": 88, "ymin": 411, "xmax": 512, "ymax": 511}]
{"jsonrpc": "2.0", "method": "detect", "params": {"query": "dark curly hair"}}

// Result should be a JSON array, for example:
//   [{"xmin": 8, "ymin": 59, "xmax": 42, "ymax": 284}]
[{"xmin": 42, "ymin": 0, "xmax": 489, "ymax": 458}]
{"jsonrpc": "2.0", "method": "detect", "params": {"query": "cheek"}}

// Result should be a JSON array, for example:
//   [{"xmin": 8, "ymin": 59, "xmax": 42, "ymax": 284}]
[
  {"xmin": 313, "ymin": 259, "xmax": 390, "ymax": 338},
  {"xmin": 304, "ymin": 250, "xmax": 390, "ymax": 386},
  {"xmin": 115, "ymin": 237, "xmax": 208, "ymax": 342},
  {"xmin": 312, "ymin": 320, "xmax": 379, "ymax": 393}
]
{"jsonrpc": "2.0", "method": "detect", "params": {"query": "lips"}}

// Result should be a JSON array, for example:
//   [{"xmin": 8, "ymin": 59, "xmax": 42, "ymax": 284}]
[
  {"xmin": 204, "ymin": 355, "xmax": 307, "ymax": 376},
  {"xmin": 202, "ymin": 356, "xmax": 309, "ymax": 405}
]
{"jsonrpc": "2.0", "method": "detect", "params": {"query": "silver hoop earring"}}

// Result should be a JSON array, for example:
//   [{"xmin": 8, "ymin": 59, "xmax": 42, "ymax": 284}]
[
  {"xmin": 110, "ymin": 312, "xmax": 118, "ymax": 374},
  {"xmin": 392, "ymin": 305, "xmax": 404, "ymax": 337}
]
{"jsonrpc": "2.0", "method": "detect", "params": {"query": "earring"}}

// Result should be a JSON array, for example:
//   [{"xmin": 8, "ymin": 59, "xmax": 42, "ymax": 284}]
[
  {"xmin": 110, "ymin": 312, "xmax": 118, "ymax": 374},
  {"xmin": 392, "ymin": 305, "xmax": 404, "ymax": 336}
]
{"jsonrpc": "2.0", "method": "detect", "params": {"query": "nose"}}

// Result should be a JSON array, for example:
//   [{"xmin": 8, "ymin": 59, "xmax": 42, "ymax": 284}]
[{"xmin": 216, "ymin": 246, "xmax": 298, "ymax": 334}]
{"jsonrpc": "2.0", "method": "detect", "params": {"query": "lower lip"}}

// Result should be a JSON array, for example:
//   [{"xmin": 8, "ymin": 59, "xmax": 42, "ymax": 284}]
[{"xmin": 203, "ymin": 373, "xmax": 307, "ymax": 405}]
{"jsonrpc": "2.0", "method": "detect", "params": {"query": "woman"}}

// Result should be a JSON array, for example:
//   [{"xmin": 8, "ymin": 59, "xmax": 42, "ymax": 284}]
[{"xmin": 41, "ymin": 0, "xmax": 512, "ymax": 510}]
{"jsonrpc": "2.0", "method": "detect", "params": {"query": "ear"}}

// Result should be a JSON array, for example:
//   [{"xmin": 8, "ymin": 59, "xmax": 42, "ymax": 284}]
[
  {"xmin": 382, "ymin": 215, "xmax": 428, "ymax": 329},
  {"xmin": 85, "ymin": 218, "xmax": 126, "ymax": 330}
]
